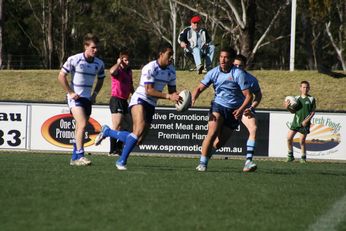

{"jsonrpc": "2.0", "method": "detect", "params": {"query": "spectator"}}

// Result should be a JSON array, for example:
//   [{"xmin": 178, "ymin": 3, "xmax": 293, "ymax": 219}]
[{"xmin": 178, "ymin": 15, "xmax": 215, "ymax": 74}]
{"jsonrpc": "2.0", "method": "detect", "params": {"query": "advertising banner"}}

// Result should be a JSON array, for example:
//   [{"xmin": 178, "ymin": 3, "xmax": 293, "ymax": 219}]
[
  {"xmin": 27, "ymin": 103, "xmax": 270, "ymax": 156},
  {"xmin": 133, "ymin": 107, "xmax": 270, "ymax": 156},
  {"xmin": 30, "ymin": 104, "xmax": 112, "ymax": 152},
  {"xmin": 0, "ymin": 104, "xmax": 28, "ymax": 149},
  {"xmin": 269, "ymin": 111, "xmax": 346, "ymax": 160}
]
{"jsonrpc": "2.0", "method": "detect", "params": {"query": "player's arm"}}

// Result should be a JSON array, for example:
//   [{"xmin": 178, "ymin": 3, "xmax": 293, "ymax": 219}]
[
  {"xmin": 191, "ymin": 83, "xmax": 207, "ymax": 106},
  {"xmin": 243, "ymin": 90, "xmax": 262, "ymax": 117},
  {"xmin": 145, "ymin": 84, "xmax": 180, "ymax": 102},
  {"xmin": 57, "ymin": 70, "xmax": 79, "ymax": 100},
  {"xmin": 234, "ymin": 89, "xmax": 253, "ymax": 120},
  {"xmin": 302, "ymin": 99, "xmax": 316, "ymax": 127},
  {"xmin": 91, "ymin": 78, "xmax": 104, "ymax": 104},
  {"xmin": 251, "ymin": 90, "xmax": 262, "ymax": 109}
]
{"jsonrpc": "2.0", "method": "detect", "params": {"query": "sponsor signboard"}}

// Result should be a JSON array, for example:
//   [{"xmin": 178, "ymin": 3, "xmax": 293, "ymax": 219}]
[
  {"xmin": 269, "ymin": 112, "xmax": 346, "ymax": 160},
  {"xmin": 30, "ymin": 104, "xmax": 111, "ymax": 152},
  {"xmin": 24, "ymin": 103, "xmax": 270, "ymax": 156},
  {"xmin": 133, "ymin": 107, "xmax": 270, "ymax": 156},
  {"xmin": 0, "ymin": 104, "xmax": 28, "ymax": 149}
]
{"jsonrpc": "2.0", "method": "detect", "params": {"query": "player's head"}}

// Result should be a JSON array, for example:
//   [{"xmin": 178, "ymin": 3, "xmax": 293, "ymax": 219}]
[
  {"xmin": 83, "ymin": 33, "xmax": 99, "ymax": 58},
  {"xmin": 157, "ymin": 42, "xmax": 174, "ymax": 67},
  {"xmin": 234, "ymin": 54, "xmax": 247, "ymax": 69},
  {"xmin": 300, "ymin": 80, "xmax": 310, "ymax": 95},
  {"xmin": 219, "ymin": 47, "xmax": 236, "ymax": 71}
]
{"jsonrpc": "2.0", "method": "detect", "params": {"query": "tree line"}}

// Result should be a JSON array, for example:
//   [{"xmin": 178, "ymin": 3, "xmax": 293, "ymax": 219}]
[{"xmin": 0, "ymin": 0, "xmax": 345, "ymax": 70}]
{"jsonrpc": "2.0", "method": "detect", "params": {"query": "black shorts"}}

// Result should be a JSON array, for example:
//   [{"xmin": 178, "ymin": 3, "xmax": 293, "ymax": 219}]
[{"xmin": 109, "ymin": 96, "xmax": 129, "ymax": 114}]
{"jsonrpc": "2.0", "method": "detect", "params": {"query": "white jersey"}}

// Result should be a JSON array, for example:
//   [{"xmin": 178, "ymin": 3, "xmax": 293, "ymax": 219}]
[
  {"xmin": 61, "ymin": 53, "xmax": 105, "ymax": 99},
  {"xmin": 129, "ymin": 60, "xmax": 176, "ymax": 107}
]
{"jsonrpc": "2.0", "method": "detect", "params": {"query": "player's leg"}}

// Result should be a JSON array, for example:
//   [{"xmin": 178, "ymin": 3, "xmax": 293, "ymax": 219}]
[
  {"xmin": 70, "ymin": 106, "xmax": 91, "ymax": 166},
  {"xmin": 299, "ymin": 133, "xmax": 308, "ymax": 163},
  {"xmin": 241, "ymin": 115, "xmax": 258, "ymax": 171},
  {"xmin": 213, "ymin": 121, "xmax": 232, "ymax": 149},
  {"xmin": 196, "ymin": 112, "xmax": 222, "ymax": 171},
  {"xmin": 286, "ymin": 129, "xmax": 297, "ymax": 162},
  {"xmin": 115, "ymin": 104, "xmax": 150, "ymax": 170}
]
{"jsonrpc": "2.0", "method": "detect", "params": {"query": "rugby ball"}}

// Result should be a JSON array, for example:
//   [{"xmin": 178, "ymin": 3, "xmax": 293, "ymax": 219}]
[
  {"xmin": 285, "ymin": 96, "xmax": 298, "ymax": 110},
  {"xmin": 176, "ymin": 90, "xmax": 192, "ymax": 112}
]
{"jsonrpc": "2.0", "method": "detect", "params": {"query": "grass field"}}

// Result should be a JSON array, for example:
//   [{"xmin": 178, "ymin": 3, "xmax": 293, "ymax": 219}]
[
  {"xmin": 0, "ymin": 70, "xmax": 346, "ymax": 111},
  {"xmin": 1, "ymin": 152, "xmax": 346, "ymax": 231}
]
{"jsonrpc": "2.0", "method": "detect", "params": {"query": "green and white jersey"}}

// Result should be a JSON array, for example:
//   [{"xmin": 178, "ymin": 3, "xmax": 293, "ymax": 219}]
[{"xmin": 290, "ymin": 95, "xmax": 316, "ymax": 132}]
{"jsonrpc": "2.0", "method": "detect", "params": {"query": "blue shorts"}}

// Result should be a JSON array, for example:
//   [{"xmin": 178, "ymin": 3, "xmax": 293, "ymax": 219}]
[
  {"xmin": 130, "ymin": 98, "xmax": 155, "ymax": 124},
  {"xmin": 210, "ymin": 101, "xmax": 239, "ymax": 130},
  {"xmin": 68, "ymin": 97, "xmax": 92, "ymax": 116}
]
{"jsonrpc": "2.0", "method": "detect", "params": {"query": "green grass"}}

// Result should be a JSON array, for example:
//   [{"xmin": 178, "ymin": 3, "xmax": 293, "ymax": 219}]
[
  {"xmin": 1, "ymin": 152, "xmax": 346, "ymax": 231},
  {"xmin": 0, "ymin": 70, "xmax": 346, "ymax": 111}
]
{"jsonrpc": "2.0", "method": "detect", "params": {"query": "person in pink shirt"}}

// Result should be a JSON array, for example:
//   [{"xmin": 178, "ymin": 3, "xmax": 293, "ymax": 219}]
[{"xmin": 108, "ymin": 51, "xmax": 134, "ymax": 156}]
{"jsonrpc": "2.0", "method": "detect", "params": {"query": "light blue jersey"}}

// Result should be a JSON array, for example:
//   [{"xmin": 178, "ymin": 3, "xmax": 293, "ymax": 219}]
[
  {"xmin": 61, "ymin": 53, "xmax": 105, "ymax": 99},
  {"xmin": 130, "ymin": 60, "xmax": 176, "ymax": 107},
  {"xmin": 244, "ymin": 70, "xmax": 261, "ymax": 94},
  {"xmin": 201, "ymin": 66, "xmax": 250, "ymax": 109}
]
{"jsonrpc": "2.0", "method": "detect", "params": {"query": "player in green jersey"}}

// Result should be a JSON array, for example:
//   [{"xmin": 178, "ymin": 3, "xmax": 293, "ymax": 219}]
[{"xmin": 284, "ymin": 81, "xmax": 316, "ymax": 163}]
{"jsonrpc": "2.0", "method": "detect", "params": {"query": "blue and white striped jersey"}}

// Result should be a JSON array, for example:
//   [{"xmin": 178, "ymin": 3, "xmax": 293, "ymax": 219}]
[
  {"xmin": 129, "ymin": 60, "xmax": 176, "ymax": 107},
  {"xmin": 61, "ymin": 53, "xmax": 105, "ymax": 99}
]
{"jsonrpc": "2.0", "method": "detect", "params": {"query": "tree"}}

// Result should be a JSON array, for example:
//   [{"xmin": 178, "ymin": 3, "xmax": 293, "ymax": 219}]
[
  {"xmin": 174, "ymin": 0, "xmax": 290, "ymax": 65},
  {"xmin": 324, "ymin": 0, "xmax": 345, "ymax": 70}
]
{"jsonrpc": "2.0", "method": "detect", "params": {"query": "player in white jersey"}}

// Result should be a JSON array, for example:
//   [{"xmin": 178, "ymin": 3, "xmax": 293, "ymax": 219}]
[
  {"xmin": 95, "ymin": 42, "xmax": 181, "ymax": 170},
  {"xmin": 234, "ymin": 54, "xmax": 262, "ymax": 172},
  {"xmin": 58, "ymin": 33, "xmax": 105, "ymax": 166}
]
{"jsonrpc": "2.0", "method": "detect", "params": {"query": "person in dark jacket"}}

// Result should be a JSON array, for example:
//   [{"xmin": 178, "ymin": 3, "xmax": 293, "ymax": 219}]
[{"xmin": 178, "ymin": 15, "xmax": 215, "ymax": 74}]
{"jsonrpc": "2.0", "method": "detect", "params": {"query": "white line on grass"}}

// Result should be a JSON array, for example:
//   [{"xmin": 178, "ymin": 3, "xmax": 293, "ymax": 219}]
[{"xmin": 309, "ymin": 193, "xmax": 346, "ymax": 231}]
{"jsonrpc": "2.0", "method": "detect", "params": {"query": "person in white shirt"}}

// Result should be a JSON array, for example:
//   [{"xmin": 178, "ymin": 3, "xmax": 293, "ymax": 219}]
[
  {"xmin": 58, "ymin": 33, "xmax": 105, "ymax": 166},
  {"xmin": 95, "ymin": 42, "xmax": 181, "ymax": 170}
]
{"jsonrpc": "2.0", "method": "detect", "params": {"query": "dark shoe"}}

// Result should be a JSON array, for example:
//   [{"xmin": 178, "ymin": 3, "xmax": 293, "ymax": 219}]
[{"xmin": 197, "ymin": 65, "xmax": 204, "ymax": 74}]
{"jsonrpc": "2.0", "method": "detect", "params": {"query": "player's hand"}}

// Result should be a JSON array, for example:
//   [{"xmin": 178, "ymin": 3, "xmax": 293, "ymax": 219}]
[
  {"xmin": 167, "ymin": 92, "xmax": 180, "ymax": 103},
  {"xmin": 180, "ymin": 42, "xmax": 187, "ymax": 48},
  {"xmin": 243, "ymin": 108, "xmax": 254, "ymax": 118},
  {"xmin": 283, "ymin": 100, "xmax": 290, "ymax": 109},
  {"xmin": 233, "ymin": 108, "xmax": 243, "ymax": 120},
  {"xmin": 69, "ymin": 92, "xmax": 80, "ymax": 100},
  {"xmin": 302, "ymin": 120, "xmax": 308, "ymax": 127}
]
